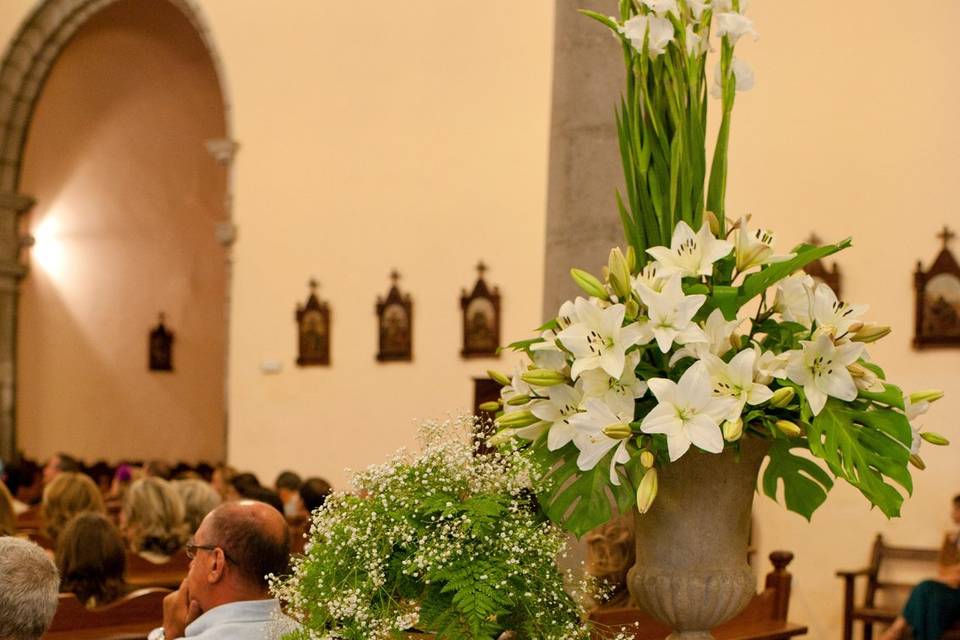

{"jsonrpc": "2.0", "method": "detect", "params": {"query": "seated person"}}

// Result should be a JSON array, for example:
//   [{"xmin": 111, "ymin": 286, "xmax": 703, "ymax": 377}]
[
  {"xmin": 2, "ymin": 458, "xmax": 42, "ymax": 513},
  {"xmin": 148, "ymin": 500, "xmax": 297, "ymax": 639},
  {"xmin": 173, "ymin": 479, "xmax": 221, "ymax": 534},
  {"xmin": 41, "ymin": 471, "xmax": 106, "ymax": 544},
  {"xmin": 42, "ymin": 452, "xmax": 81, "ymax": 486},
  {"xmin": 210, "ymin": 464, "xmax": 236, "ymax": 501},
  {"xmin": 274, "ymin": 471, "xmax": 302, "ymax": 518},
  {"xmin": 0, "ymin": 481, "xmax": 15, "ymax": 536},
  {"xmin": 121, "ymin": 477, "xmax": 189, "ymax": 562},
  {"xmin": 227, "ymin": 472, "xmax": 261, "ymax": 502},
  {"xmin": 298, "ymin": 477, "xmax": 332, "ymax": 517},
  {"xmin": 56, "ymin": 512, "xmax": 130, "ymax": 608},
  {"xmin": 881, "ymin": 494, "xmax": 960, "ymax": 640},
  {"xmin": 0, "ymin": 537, "xmax": 59, "ymax": 640}
]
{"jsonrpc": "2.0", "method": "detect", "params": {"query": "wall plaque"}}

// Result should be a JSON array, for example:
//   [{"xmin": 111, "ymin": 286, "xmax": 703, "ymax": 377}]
[
  {"xmin": 461, "ymin": 261, "xmax": 501, "ymax": 358},
  {"xmin": 914, "ymin": 226, "xmax": 960, "ymax": 349},
  {"xmin": 296, "ymin": 279, "xmax": 331, "ymax": 366},
  {"xmin": 376, "ymin": 270, "xmax": 413, "ymax": 362},
  {"xmin": 149, "ymin": 313, "xmax": 173, "ymax": 372}
]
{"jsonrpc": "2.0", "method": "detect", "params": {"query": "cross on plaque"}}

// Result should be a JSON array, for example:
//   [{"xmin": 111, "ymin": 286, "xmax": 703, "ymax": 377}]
[
  {"xmin": 937, "ymin": 226, "xmax": 955, "ymax": 248},
  {"xmin": 308, "ymin": 278, "xmax": 319, "ymax": 293},
  {"xmin": 476, "ymin": 261, "xmax": 487, "ymax": 279},
  {"xmin": 390, "ymin": 269, "xmax": 401, "ymax": 285}
]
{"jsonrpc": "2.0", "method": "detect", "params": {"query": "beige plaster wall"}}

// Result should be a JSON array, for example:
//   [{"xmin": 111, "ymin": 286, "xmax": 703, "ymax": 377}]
[{"xmin": 16, "ymin": 0, "xmax": 228, "ymax": 464}]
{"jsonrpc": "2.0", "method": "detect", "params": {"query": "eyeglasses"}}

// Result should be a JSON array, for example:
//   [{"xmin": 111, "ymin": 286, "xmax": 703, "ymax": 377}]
[{"xmin": 185, "ymin": 539, "xmax": 234, "ymax": 564}]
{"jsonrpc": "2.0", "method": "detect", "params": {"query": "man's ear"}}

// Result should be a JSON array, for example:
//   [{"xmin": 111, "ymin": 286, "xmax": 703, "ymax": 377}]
[{"xmin": 207, "ymin": 549, "xmax": 227, "ymax": 584}]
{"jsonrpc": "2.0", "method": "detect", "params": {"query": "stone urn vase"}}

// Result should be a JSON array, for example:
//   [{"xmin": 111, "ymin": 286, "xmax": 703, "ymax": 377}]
[{"xmin": 627, "ymin": 437, "xmax": 769, "ymax": 640}]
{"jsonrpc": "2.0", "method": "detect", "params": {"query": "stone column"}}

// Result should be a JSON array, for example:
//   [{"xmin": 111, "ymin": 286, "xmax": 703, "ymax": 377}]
[
  {"xmin": 0, "ymin": 191, "xmax": 34, "ymax": 463},
  {"xmin": 542, "ymin": 0, "xmax": 625, "ymax": 320}
]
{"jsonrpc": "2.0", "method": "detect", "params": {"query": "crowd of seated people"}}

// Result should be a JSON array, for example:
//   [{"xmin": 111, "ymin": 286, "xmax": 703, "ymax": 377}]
[{"xmin": 0, "ymin": 451, "xmax": 332, "ymax": 633}]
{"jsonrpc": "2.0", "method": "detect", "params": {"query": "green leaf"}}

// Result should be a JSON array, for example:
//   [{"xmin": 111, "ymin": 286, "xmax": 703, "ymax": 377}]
[
  {"xmin": 577, "ymin": 9, "xmax": 621, "ymax": 32},
  {"xmin": 857, "ymin": 382, "xmax": 905, "ymax": 410},
  {"xmin": 761, "ymin": 440, "xmax": 834, "ymax": 520},
  {"xmin": 737, "ymin": 239, "xmax": 853, "ymax": 308}
]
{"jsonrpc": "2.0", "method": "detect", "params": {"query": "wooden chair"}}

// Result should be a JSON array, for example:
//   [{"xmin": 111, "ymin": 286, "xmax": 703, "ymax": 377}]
[
  {"xmin": 43, "ymin": 587, "xmax": 169, "ymax": 640},
  {"xmin": 590, "ymin": 551, "xmax": 807, "ymax": 640},
  {"xmin": 125, "ymin": 548, "xmax": 190, "ymax": 589},
  {"xmin": 837, "ymin": 533, "xmax": 960, "ymax": 640}
]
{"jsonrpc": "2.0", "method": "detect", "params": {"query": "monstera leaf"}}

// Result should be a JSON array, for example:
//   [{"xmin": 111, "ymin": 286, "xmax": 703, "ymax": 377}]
[
  {"xmin": 807, "ymin": 399, "xmax": 913, "ymax": 518},
  {"xmin": 762, "ymin": 440, "xmax": 834, "ymax": 520}
]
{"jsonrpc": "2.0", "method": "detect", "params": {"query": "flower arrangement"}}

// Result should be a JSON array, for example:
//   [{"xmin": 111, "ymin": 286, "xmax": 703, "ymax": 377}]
[
  {"xmin": 271, "ymin": 417, "xmax": 610, "ymax": 640},
  {"xmin": 486, "ymin": 0, "xmax": 949, "ymax": 538}
]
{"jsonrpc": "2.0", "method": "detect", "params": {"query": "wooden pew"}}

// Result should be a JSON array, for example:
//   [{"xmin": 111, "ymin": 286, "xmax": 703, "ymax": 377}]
[
  {"xmin": 16, "ymin": 504, "xmax": 42, "ymax": 530},
  {"xmin": 590, "ymin": 551, "xmax": 807, "ymax": 640},
  {"xmin": 125, "ymin": 549, "xmax": 190, "ymax": 589},
  {"xmin": 43, "ymin": 588, "xmax": 169, "ymax": 640}
]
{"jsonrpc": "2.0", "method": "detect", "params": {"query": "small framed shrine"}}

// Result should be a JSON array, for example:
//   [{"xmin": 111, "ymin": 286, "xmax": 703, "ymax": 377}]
[
  {"xmin": 803, "ymin": 233, "xmax": 842, "ymax": 297},
  {"xmin": 148, "ymin": 313, "xmax": 173, "ymax": 372},
  {"xmin": 460, "ymin": 261, "xmax": 501, "ymax": 359},
  {"xmin": 914, "ymin": 226, "xmax": 960, "ymax": 349},
  {"xmin": 296, "ymin": 279, "xmax": 331, "ymax": 366},
  {"xmin": 376, "ymin": 270, "xmax": 413, "ymax": 362}
]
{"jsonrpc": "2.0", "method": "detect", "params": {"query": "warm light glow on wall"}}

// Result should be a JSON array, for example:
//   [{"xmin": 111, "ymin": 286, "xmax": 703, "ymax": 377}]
[{"xmin": 31, "ymin": 216, "xmax": 66, "ymax": 278}]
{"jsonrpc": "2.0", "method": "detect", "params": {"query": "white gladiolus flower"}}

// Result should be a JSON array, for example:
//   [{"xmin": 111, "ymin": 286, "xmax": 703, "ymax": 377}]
[
  {"xmin": 734, "ymin": 219, "xmax": 795, "ymax": 272},
  {"xmin": 636, "ymin": 274, "xmax": 708, "ymax": 353},
  {"xmin": 640, "ymin": 362, "xmax": 738, "ymax": 461},
  {"xmin": 687, "ymin": 0, "xmax": 710, "ymax": 21},
  {"xmin": 531, "ymin": 384, "xmax": 583, "ymax": 451},
  {"xmin": 685, "ymin": 25, "xmax": 709, "ymax": 57},
  {"xmin": 702, "ymin": 350, "xmax": 774, "ymax": 420},
  {"xmin": 786, "ymin": 334, "xmax": 865, "ymax": 416},
  {"xmin": 811, "ymin": 285, "xmax": 868, "ymax": 340},
  {"xmin": 569, "ymin": 396, "xmax": 635, "ymax": 485},
  {"xmin": 641, "ymin": 0, "xmax": 679, "ymax": 17},
  {"xmin": 623, "ymin": 14, "xmax": 675, "ymax": 58},
  {"xmin": 715, "ymin": 12, "xmax": 758, "ymax": 44},
  {"xmin": 670, "ymin": 308, "xmax": 741, "ymax": 365},
  {"xmin": 711, "ymin": 58, "xmax": 755, "ymax": 98},
  {"xmin": 755, "ymin": 347, "xmax": 792, "ymax": 384},
  {"xmin": 556, "ymin": 298, "xmax": 644, "ymax": 380},
  {"xmin": 774, "ymin": 273, "xmax": 815, "ymax": 328},
  {"xmin": 646, "ymin": 220, "xmax": 734, "ymax": 278},
  {"xmin": 713, "ymin": 0, "xmax": 750, "ymax": 14}
]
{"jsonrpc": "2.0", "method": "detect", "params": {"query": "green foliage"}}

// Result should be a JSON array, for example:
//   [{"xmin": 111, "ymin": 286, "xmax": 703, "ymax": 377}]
[{"xmin": 762, "ymin": 440, "xmax": 833, "ymax": 520}]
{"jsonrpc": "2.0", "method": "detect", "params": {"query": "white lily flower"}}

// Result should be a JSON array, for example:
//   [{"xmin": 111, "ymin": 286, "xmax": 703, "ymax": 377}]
[
  {"xmin": 556, "ymin": 299, "xmax": 580, "ymax": 329},
  {"xmin": 774, "ymin": 273, "xmax": 815, "ymax": 328},
  {"xmin": 500, "ymin": 362, "xmax": 534, "ymax": 411},
  {"xmin": 904, "ymin": 394, "xmax": 930, "ymax": 455},
  {"xmin": 631, "ymin": 262, "xmax": 669, "ymax": 293},
  {"xmin": 715, "ymin": 12, "xmax": 758, "ymax": 44},
  {"xmin": 702, "ymin": 350, "xmax": 774, "ymax": 420},
  {"xmin": 636, "ymin": 274, "xmax": 708, "ymax": 353},
  {"xmin": 641, "ymin": 0, "xmax": 679, "ymax": 17},
  {"xmin": 530, "ymin": 384, "xmax": 584, "ymax": 451},
  {"xmin": 556, "ymin": 297, "xmax": 644, "ymax": 380},
  {"xmin": 530, "ymin": 329, "xmax": 568, "ymax": 371},
  {"xmin": 734, "ymin": 219, "xmax": 795, "ymax": 272},
  {"xmin": 786, "ymin": 334, "xmax": 865, "ymax": 416},
  {"xmin": 685, "ymin": 25, "xmax": 709, "ymax": 57},
  {"xmin": 811, "ymin": 285, "xmax": 868, "ymax": 340},
  {"xmin": 580, "ymin": 351, "xmax": 648, "ymax": 408},
  {"xmin": 670, "ymin": 309, "xmax": 741, "ymax": 365},
  {"xmin": 688, "ymin": 0, "xmax": 710, "ymax": 21},
  {"xmin": 646, "ymin": 221, "xmax": 734, "ymax": 278},
  {"xmin": 849, "ymin": 362, "xmax": 884, "ymax": 393},
  {"xmin": 623, "ymin": 14, "xmax": 676, "ymax": 58},
  {"xmin": 640, "ymin": 362, "xmax": 738, "ymax": 461},
  {"xmin": 711, "ymin": 58, "xmax": 755, "ymax": 98},
  {"xmin": 569, "ymin": 396, "xmax": 635, "ymax": 485},
  {"xmin": 754, "ymin": 347, "xmax": 793, "ymax": 384},
  {"xmin": 713, "ymin": 0, "xmax": 749, "ymax": 12}
]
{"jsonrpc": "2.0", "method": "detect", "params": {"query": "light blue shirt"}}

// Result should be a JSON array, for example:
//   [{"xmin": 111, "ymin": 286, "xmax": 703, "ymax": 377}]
[{"xmin": 149, "ymin": 599, "xmax": 297, "ymax": 640}]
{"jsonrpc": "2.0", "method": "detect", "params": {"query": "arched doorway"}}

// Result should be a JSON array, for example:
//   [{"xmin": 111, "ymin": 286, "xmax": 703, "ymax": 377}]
[{"xmin": 0, "ymin": 0, "xmax": 235, "ymax": 463}]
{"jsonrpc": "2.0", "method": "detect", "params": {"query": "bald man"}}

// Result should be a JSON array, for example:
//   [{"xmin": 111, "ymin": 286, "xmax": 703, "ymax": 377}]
[{"xmin": 148, "ymin": 500, "xmax": 297, "ymax": 639}]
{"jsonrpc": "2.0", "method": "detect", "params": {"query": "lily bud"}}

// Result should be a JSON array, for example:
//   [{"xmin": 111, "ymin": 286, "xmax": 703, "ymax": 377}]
[
  {"xmin": 909, "ymin": 453, "xmax": 926, "ymax": 470},
  {"xmin": 506, "ymin": 395, "xmax": 531, "ymax": 406},
  {"xmin": 846, "ymin": 322, "xmax": 864, "ymax": 335},
  {"xmin": 520, "ymin": 369, "xmax": 567, "ymax": 387},
  {"xmin": 626, "ymin": 246, "xmax": 637, "ymax": 273},
  {"xmin": 602, "ymin": 423, "xmax": 633, "ymax": 440},
  {"xmin": 607, "ymin": 247, "xmax": 633, "ymax": 298},
  {"xmin": 570, "ymin": 268, "xmax": 609, "ymax": 299},
  {"xmin": 920, "ymin": 431, "xmax": 950, "ymax": 446},
  {"xmin": 705, "ymin": 210, "xmax": 721, "ymax": 236},
  {"xmin": 495, "ymin": 411, "xmax": 539, "ymax": 429},
  {"xmin": 625, "ymin": 298, "xmax": 640, "ymax": 321},
  {"xmin": 909, "ymin": 390, "xmax": 945, "ymax": 405},
  {"xmin": 487, "ymin": 370, "xmax": 511, "ymax": 386},
  {"xmin": 636, "ymin": 468, "xmax": 658, "ymax": 514},
  {"xmin": 478, "ymin": 401, "xmax": 501, "ymax": 412},
  {"xmin": 639, "ymin": 450, "xmax": 655, "ymax": 469},
  {"xmin": 775, "ymin": 419, "xmax": 803, "ymax": 438},
  {"xmin": 769, "ymin": 387, "xmax": 795, "ymax": 408},
  {"xmin": 722, "ymin": 419, "xmax": 743, "ymax": 442},
  {"xmin": 487, "ymin": 429, "xmax": 517, "ymax": 447},
  {"xmin": 852, "ymin": 324, "xmax": 891, "ymax": 344}
]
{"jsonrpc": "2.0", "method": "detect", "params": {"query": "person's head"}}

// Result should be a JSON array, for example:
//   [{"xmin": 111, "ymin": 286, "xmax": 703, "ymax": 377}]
[
  {"xmin": 55, "ymin": 513, "xmax": 126, "ymax": 607},
  {"xmin": 299, "ymin": 477, "xmax": 332, "ymax": 515},
  {"xmin": 245, "ymin": 487, "xmax": 284, "ymax": 515},
  {"xmin": 210, "ymin": 464, "xmax": 236, "ymax": 500},
  {"xmin": 42, "ymin": 453, "xmax": 80, "ymax": 486},
  {"xmin": 0, "ymin": 537, "xmax": 59, "ymax": 640},
  {"xmin": 185, "ymin": 501, "xmax": 290, "ymax": 611},
  {"xmin": 0, "ymin": 482, "xmax": 15, "ymax": 536},
  {"xmin": 41, "ymin": 472, "xmax": 105, "ymax": 542},
  {"xmin": 173, "ymin": 479, "xmax": 222, "ymax": 533},
  {"xmin": 144, "ymin": 460, "xmax": 172, "ymax": 481},
  {"xmin": 121, "ymin": 477, "xmax": 188, "ymax": 556},
  {"xmin": 952, "ymin": 494, "xmax": 960, "ymax": 525},
  {"xmin": 228, "ymin": 472, "xmax": 261, "ymax": 501},
  {"xmin": 4, "ymin": 459, "xmax": 42, "ymax": 505}
]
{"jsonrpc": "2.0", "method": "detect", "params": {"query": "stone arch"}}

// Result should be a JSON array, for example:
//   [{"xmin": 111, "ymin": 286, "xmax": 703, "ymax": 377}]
[{"xmin": 0, "ymin": 0, "xmax": 236, "ymax": 461}]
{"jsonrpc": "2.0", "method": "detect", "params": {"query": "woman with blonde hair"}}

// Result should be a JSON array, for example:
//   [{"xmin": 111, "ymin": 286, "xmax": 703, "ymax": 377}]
[
  {"xmin": 56, "ymin": 512, "xmax": 129, "ymax": 608},
  {"xmin": 0, "ymin": 481, "xmax": 16, "ymax": 536},
  {"xmin": 41, "ymin": 472, "xmax": 105, "ymax": 543},
  {"xmin": 172, "ymin": 478, "xmax": 221, "ymax": 533},
  {"xmin": 121, "ymin": 476, "xmax": 188, "ymax": 562}
]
